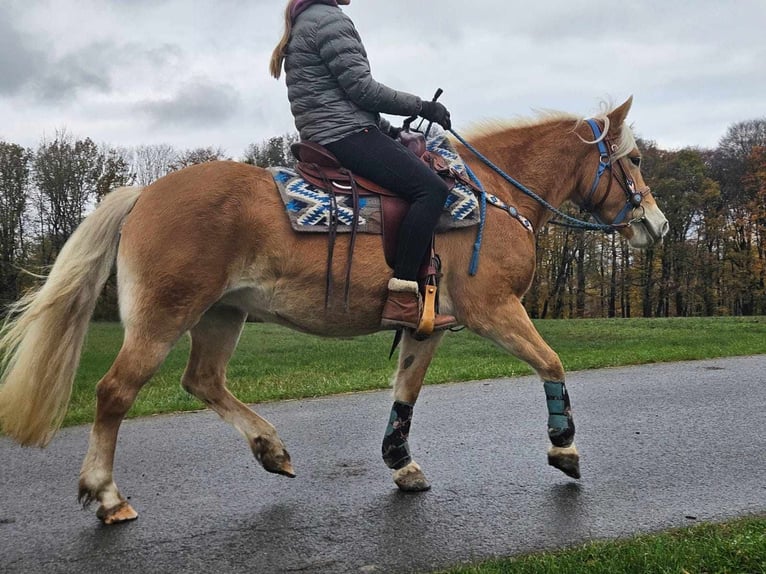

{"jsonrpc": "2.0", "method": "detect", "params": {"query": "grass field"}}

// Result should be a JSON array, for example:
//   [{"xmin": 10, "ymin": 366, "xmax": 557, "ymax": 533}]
[
  {"xmin": 5, "ymin": 315, "xmax": 766, "ymax": 572},
  {"xmin": 65, "ymin": 316, "xmax": 766, "ymax": 427}
]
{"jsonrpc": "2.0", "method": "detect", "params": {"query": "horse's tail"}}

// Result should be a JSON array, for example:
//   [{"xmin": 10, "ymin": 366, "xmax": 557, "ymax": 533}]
[{"xmin": 0, "ymin": 186, "xmax": 143, "ymax": 447}]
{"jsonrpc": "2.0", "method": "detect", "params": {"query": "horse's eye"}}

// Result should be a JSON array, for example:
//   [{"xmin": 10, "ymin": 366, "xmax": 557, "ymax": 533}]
[{"xmin": 629, "ymin": 156, "xmax": 641, "ymax": 167}]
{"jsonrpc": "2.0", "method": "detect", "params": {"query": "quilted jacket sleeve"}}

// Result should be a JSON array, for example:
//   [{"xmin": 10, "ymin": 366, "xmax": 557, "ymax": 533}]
[{"xmin": 316, "ymin": 11, "xmax": 421, "ymax": 117}]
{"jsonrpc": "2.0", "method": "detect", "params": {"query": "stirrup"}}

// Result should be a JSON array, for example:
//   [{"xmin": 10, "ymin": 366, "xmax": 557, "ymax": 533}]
[{"xmin": 415, "ymin": 285, "xmax": 437, "ymax": 336}]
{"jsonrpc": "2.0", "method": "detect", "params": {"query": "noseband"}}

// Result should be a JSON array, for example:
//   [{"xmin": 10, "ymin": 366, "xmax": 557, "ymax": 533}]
[{"xmin": 582, "ymin": 119, "xmax": 651, "ymax": 228}]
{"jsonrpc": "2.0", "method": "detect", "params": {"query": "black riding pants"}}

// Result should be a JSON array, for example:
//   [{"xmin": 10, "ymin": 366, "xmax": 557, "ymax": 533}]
[{"xmin": 324, "ymin": 127, "xmax": 449, "ymax": 281}]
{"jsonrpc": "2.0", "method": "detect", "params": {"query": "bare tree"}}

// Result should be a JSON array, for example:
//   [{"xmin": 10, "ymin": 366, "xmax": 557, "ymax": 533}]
[
  {"xmin": 170, "ymin": 146, "xmax": 228, "ymax": 171},
  {"xmin": 125, "ymin": 144, "xmax": 178, "ymax": 186}
]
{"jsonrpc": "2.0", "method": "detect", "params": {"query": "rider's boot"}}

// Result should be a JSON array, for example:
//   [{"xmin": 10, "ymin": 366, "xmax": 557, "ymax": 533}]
[{"xmin": 380, "ymin": 278, "xmax": 457, "ymax": 331}]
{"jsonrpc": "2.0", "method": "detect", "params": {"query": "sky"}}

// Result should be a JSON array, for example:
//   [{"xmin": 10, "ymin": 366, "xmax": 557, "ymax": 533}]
[{"xmin": 1, "ymin": 0, "xmax": 764, "ymax": 159}]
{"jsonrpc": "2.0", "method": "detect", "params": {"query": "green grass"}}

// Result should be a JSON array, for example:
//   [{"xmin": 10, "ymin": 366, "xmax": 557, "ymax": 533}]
[
  {"xmin": 439, "ymin": 514, "xmax": 766, "ymax": 574},
  {"xmin": 64, "ymin": 316, "xmax": 766, "ymax": 426}
]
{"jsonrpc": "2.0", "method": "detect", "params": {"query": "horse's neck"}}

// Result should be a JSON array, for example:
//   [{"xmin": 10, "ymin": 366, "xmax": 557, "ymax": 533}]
[{"xmin": 460, "ymin": 123, "xmax": 583, "ymax": 229}]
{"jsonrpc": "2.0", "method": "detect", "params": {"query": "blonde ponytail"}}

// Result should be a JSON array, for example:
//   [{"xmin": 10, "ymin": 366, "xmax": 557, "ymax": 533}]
[{"xmin": 269, "ymin": 1, "xmax": 295, "ymax": 79}]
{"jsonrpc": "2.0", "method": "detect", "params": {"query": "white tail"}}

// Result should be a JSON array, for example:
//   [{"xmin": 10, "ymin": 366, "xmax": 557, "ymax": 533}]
[{"xmin": 0, "ymin": 186, "xmax": 143, "ymax": 446}]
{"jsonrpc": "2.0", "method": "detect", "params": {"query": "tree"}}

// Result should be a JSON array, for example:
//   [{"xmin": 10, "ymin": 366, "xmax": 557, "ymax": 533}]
[
  {"xmin": 713, "ymin": 118, "xmax": 766, "ymax": 206},
  {"xmin": 125, "ymin": 144, "xmax": 178, "ymax": 186},
  {"xmin": 0, "ymin": 142, "xmax": 32, "ymax": 304},
  {"xmin": 32, "ymin": 130, "xmax": 114, "ymax": 262},
  {"xmin": 243, "ymin": 133, "xmax": 299, "ymax": 168},
  {"xmin": 738, "ymin": 146, "xmax": 766, "ymax": 314},
  {"xmin": 97, "ymin": 146, "xmax": 132, "ymax": 199},
  {"xmin": 638, "ymin": 143, "xmax": 718, "ymax": 316},
  {"xmin": 170, "ymin": 146, "xmax": 228, "ymax": 171},
  {"xmin": 709, "ymin": 121, "xmax": 766, "ymax": 314}
]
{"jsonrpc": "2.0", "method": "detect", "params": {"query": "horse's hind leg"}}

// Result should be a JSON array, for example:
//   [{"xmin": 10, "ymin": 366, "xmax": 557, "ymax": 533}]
[
  {"xmin": 384, "ymin": 330, "xmax": 445, "ymax": 491},
  {"xmin": 181, "ymin": 304, "xmax": 294, "ymax": 477},
  {"xmin": 469, "ymin": 297, "xmax": 580, "ymax": 479},
  {"xmin": 79, "ymin": 331, "xmax": 175, "ymax": 524}
]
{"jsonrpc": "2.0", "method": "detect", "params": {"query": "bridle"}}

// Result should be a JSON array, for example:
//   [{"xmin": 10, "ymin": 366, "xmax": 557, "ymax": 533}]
[{"xmin": 581, "ymin": 119, "xmax": 652, "ymax": 229}]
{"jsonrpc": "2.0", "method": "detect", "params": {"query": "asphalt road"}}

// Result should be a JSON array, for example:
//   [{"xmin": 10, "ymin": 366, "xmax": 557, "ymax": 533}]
[{"xmin": 1, "ymin": 356, "xmax": 765, "ymax": 573}]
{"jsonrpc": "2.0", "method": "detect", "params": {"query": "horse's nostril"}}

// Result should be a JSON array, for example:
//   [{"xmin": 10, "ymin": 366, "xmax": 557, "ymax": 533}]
[{"xmin": 661, "ymin": 221, "xmax": 669, "ymax": 237}]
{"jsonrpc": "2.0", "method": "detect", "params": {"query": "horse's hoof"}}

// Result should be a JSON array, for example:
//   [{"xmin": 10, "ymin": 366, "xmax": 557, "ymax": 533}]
[
  {"xmin": 547, "ymin": 445, "xmax": 581, "ymax": 479},
  {"xmin": 271, "ymin": 459, "xmax": 296, "ymax": 478},
  {"xmin": 96, "ymin": 501, "xmax": 138, "ymax": 525},
  {"xmin": 252, "ymin": 437, "xmax": 296, "ymax": 478},
  {"xmin": 261, "ymin": 451, "xmax": 296, "ymax": 478},
  {"xmin": 393, "ymin": 461, "xmax": 431, "ymax": 492}
]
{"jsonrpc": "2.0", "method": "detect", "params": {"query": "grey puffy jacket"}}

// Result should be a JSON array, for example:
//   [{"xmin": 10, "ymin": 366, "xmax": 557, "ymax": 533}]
[{"xmin": 284, "ymin": 3, "xmax": 423, "ymax": 145}]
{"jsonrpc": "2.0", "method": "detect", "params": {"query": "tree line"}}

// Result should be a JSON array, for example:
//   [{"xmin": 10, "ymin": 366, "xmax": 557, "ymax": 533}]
[
  {"xmin": 526, "ymin": 120, "xmax": 766, "ymax": 318},
  {"xmin": 1, "ymin": 122, "xmax": 764, "ymax": 319}
]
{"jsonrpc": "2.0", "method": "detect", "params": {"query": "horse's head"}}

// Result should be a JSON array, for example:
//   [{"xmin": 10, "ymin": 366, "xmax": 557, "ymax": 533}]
[{"xmin": 575, "ymin": 97, "xmax": 669, "ymax": 248}]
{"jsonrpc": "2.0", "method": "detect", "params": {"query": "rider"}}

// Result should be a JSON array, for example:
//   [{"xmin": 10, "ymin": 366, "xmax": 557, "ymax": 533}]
[{"xmin": 270, "ymin": 0, "xmax": 457, "ymax": 331}]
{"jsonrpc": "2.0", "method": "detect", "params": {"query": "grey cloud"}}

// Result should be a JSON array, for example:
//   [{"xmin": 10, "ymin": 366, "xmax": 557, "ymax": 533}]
[
  {"xmin": 0, "ymin": 8, "xmax": 46, "ymax": 95},
  {"xmin": 34, "ymin": 43, "xmax": 114, "ymax": 103},
  {"xmin": 136, "ymin": 79, "xmax": 242, "ymax": 128},
  {"xmin": 0, "ymin": 8, "xmax": 113, "ymax": 103}
]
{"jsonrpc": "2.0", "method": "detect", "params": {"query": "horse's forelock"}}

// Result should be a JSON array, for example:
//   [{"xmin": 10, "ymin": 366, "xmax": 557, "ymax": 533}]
[{"xmin": 575, "ymin": 101, "xmax": 637, "ymax": 160}]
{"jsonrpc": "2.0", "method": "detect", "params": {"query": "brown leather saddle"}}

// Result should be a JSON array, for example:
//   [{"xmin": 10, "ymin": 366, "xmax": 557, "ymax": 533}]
[{"xmin": 290, "ymin": 132, "xmax": 453, "ymax": 270}]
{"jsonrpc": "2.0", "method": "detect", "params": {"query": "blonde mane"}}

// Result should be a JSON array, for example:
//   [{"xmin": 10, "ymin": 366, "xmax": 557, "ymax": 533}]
[
  {"xmin": 460, "ymin": 104, "xmax": 636, "ymax": 160},
  {"xmin": 460, "ymin": 110, "xmax": 578, "ymax": 140}
]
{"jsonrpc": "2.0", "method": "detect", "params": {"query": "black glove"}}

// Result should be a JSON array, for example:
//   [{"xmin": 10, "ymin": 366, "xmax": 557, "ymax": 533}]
[
  {"xmin": 387, "ymin": 125, "xmax": 403, "ymax": 139},
  {"xmin": 419, "ymin": 100, "xmax": 451, "ymax": 130}
]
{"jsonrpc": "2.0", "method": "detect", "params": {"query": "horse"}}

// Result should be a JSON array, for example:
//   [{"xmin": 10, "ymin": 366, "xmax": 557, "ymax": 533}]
[{"xmin": 0, "ymin": 97, "xmax": 668, "ymax": 524}]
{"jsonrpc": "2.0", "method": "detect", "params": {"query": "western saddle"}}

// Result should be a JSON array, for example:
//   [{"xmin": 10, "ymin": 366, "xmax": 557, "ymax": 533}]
[{"xmin": 290, "ymin": 130, "xmax": 468, "ymax": 336}]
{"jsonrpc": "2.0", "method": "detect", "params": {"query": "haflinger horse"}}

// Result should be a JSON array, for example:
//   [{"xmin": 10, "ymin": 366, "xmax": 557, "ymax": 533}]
[{"xmin": 0, "ymin": 97, "xmax": 668, "ymax": 524}]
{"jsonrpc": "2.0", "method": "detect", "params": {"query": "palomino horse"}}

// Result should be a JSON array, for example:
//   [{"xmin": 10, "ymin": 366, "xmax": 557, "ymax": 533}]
[{"xmin": 0, "ymin": 97, "xmax": 668, "ymax": 524}]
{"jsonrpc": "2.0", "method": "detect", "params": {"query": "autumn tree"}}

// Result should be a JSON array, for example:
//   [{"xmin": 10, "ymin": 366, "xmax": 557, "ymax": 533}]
[
  {"xmin": 712, "ymin": 119, "xmax": 766, "ymax": 205},
  {"xmin": 710, "ymin": 119, "xmax": 766, "ymax": 314},
  {"xmin": 738, "ymin": 146, "xmax": 766, "ymax": 314}
]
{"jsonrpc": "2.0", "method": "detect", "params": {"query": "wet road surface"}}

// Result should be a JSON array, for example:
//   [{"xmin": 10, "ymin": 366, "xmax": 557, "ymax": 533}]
[{"xmin": 1, "ymin": 356, "xmax": 765, "ymax": 573}]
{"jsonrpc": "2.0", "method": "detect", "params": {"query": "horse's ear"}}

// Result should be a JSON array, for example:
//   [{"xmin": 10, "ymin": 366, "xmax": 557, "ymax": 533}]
[{"xmin": 607, "ymin": 96, "xmax": 633, "ymax": 135}]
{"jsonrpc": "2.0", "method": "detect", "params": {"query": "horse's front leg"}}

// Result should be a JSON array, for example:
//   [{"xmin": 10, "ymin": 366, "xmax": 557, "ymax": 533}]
[
  {"xmin": 469, "ymin": 297, "xmax": 580, "ymax": 479},
  {"xmin": 383, "ymin": 330, "xmax": 445, "ymax": 491}
]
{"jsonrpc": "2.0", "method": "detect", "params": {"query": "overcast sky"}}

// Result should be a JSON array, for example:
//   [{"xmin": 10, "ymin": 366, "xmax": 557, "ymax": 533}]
[{"xmin": 1, "ymin": 0, "xmax": 764, "ymax": 158}]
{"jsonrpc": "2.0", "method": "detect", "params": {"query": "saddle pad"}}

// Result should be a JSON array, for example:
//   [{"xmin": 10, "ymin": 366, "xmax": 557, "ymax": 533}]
[{"xmin": 269, "ymin": 130, "xmax": 480, "ymax": 235}]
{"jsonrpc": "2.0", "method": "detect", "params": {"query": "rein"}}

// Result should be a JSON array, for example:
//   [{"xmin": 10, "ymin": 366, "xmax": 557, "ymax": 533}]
[
  {"xmin": 448, "ymin": 122, "xmax": 650, "ymax": 275},
  {"xmin": 449, "ymin": 125, "xmax": 641, "ymax": 233}
]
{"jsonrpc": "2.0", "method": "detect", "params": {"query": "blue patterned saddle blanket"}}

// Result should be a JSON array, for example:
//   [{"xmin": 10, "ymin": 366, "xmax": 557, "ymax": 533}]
[{"xmin": 269, "ymin": 131, "xmax": 481, "ymax": 235}]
